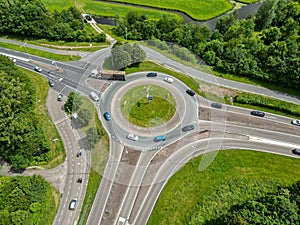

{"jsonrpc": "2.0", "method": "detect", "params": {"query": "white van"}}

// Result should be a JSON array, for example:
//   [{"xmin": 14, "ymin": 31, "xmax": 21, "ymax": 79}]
[{"xmin": 90, "ymin": 91, "xmax": 99, "ymax": 102}]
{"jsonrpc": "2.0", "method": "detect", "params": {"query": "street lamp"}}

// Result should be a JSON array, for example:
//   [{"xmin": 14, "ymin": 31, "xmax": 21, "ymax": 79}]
[
  {"xmin": 52, "ymin": 61, "xmax": 59, "ymax": 70},
  {"xmin": 20, "ymin": 42, "xmax": 32, "ymax": 60},
  {"xmin": 125, "ymin": 27, "xmax": 127, "ymax": 42}
]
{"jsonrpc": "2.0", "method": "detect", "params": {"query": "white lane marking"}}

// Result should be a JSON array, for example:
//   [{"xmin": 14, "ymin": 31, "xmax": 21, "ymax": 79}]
[{"xmin": 249, "ymin": 136, "xmax": 300, "ymax": 148}]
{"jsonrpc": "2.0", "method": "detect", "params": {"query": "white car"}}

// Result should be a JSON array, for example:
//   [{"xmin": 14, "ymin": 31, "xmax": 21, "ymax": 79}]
[
  {"xmin": 90, "ymin": 91, "xmax": 99, "ymax": 101},
  {"xmin": 164, "ymin": 77, "xmax": 174, "ymax": 83},
  {"xmin": 126, "ymin": 133, "xmax": 139, "ymax": 141},
  {"xmin": 291, "ymin": 120, "xmax": 300, "ymax": 126},
  {"xmin": 69, "ymin": 198, "xmax": 78, "ymax": 210}
]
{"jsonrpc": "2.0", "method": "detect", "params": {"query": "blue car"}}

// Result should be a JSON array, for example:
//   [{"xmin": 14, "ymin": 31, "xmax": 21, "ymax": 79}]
[
  {"xmin": 154, "ymin": 135, "xmax": 166, "ymax": 142},
  {"xmin": 103, "ymin": 112, "xmax": 111, "ymax": 121}
]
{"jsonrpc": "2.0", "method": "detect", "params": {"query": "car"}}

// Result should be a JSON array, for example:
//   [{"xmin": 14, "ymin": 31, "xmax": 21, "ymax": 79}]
[
  {"xmin": 164, "ymin": 77, "xmax": 174, "ymax": 83},
  {"xmin": 57, "ymin": 93, "xmax": 63, "ymax": 101},
  {"xmin": 34, "ymin": 66, "xmax": 42, "ymax": 72},
  {"xmin": 154, "ymin": 135, "xmax": 166, "ymax": 142},
  {"xmin": 90, "ymin": 91, "xmax": 99, "ymax": 102},
  {"xmin": 250, "ymin": 110, "xmax": 265, "ymax": 117},
  {"xmin": 126, "ymin": 133, "xmax": 139, "ymax": 141},
  {"xmin": 182, "ymin": 125, "xmax": 195, "ymax": 132},
  {"xmin": 292, "ymin": 148, "xmax": 300, "ymax": 155},
  {"xmin": 291, "ymin": 120, "xmax": 300, "ymax": 126},
  {"xmin": 69, "ymin": 198, "xmax": 78, "ymax": 210},
  {"xmin": 186, "ymin": 89, "xmax": 195, "ymax": 96},
  {"xmin": 48, "ymin": 79, "xmax": 55, "ymax": 87},
  {"xmin": 146, "ymin": 72, "xmax": 157, "ymax": 77},
  {"xmin": 103, "ymin": 112, "xmax": 111, "ymax": 121},
  {"xmin": 211, "ymin": 102, "xmax": 222, "ymax": 109}
]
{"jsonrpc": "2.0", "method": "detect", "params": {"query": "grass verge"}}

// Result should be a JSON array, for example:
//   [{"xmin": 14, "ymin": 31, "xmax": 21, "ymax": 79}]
[
  {"xmin": 148, "ymin": 150, "xmax": 300, "ymax": 225},
  {"xmin": 0, "ymin": 41, "xmax": 80, "ymax": 61},
  {"xmin": 76, "ymin": 98, "xmax": 109, "ymax": 225},
  {"xmin": 23, "ymin": 68, "xmax": 65, "ymax": 168}
]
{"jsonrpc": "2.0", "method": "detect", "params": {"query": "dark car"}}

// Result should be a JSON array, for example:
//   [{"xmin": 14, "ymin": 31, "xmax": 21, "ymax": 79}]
[
  {"xmin": 182, "ymin": 125, "xmax": 195, "ymax": 132},
  {"xmin": 103, "ymin": 112, "xmax": 111, "ymax": 121},
  {"xmin": 146, "ymin": 72, "xmax": 157, "ymax": 77},
  {"xmin": 57, "ymin": 93, "xmax": 63, "ymax": 101},
  {"xmin": 48, "ymin": 79, "xmax": 55, "ymax": 87},
  {"xmin": 250, "ymin": 110, "xmax": 265, "ymax": 117},
  {"xmin": 186, "ymin": 89, "xmax": 195, "ymax": 96},
  {"xmin": 292, "ymin": 148, "xmax": 300, "ymax": 155},
  {"xmin": 211, "ymin": 102, "xmax": 222, "ymax": 109}
]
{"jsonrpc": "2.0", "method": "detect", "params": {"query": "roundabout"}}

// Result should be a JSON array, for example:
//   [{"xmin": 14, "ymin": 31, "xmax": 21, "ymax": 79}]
[{"xmin": 99, "ymin": 72, "xmax": 199, "ymax": 149}]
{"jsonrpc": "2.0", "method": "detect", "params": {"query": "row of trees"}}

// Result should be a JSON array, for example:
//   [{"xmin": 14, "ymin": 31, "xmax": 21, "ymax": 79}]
[
  {"xmin": 113, "ymin": 0, "xmax": 299, "ymax": 89},
  {"xmin": 0, "ymin": 175, "xmax": 54, "ymax": 225},
  {"xmin": 0, "ymin": 56, "xmax": 50, "ymax": 169},
  {"xmin": 0, "ymin": 0, "xmax": 106, "ymax": 42},
  {"xmin": 64, "ymin": 92, "xmax": 102, "ymax": 148}
]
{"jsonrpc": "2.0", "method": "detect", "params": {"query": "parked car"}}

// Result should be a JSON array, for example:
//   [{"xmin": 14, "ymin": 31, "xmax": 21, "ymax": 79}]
[
  {"xmin": 69, "ymin": 198, "xmax": 78, "ymax": 210},
  {"xmin": 34, "ymin": 66, "xmax": 42, "ymax": 72},
  {"xmin": 146, "ymin": 72, "xmax": 157, "ymax": 77},
  {"xmin": 57, "ymin": 93, "xmax": 63, "ymax": 101},
  {"xmin": 291, "ymin": 120, "xmax": 300, "ymax": 126},
  {"xmin": 164, "ymin": 77, "xmax": 174, "ymax": 83},
  {"xmin": 211, "ymin": 102, "xmax": 222, "ymax": 109},
  {"xmin": 154, "ymin": 135, "xmax": 166, "ymax": 142},
  {"xmin": 103, "ymin": 112, "xmax": 111, "ymax": 121},
  {"xmin": 48, "ymin": 79, "xmax": 55, "ymax": 87},
  {"xmin": 186, "ymin": 89, "xmax": 195, "ymax": 96},
  {"xmin": 292, "ymin": 148, "xmax": 300, "ymax": 155},
  {"xmin": 90, "ymin": 91, "xmax": 99, "ymax": 102},
  {"xmin": 250, "ymin": 110, "xmax": 265, "ymax": 117},
  {"xmin": 182, "ymin": 125, "xmax": 195, "ymax": 132},
  {"xmin": 126, "ymin": 133, "xmax": 139, "ymax": 141}
]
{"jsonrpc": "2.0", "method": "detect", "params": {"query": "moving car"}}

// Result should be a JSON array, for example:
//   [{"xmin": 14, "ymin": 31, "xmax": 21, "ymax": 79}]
[
  {"xmin": 34, "ymin": 66, "xmax": 42, "ymax": 72},
  {"xmin": 291, "ymin": 120, "xmax": 300, "ymax": 126},
  {"xmin": 48, "ymin": 79, "xmax": 55, "ymax": 87},
  {"xmin": 126, "ymin": 133, "xmax": 139, "ymax": 141},
  {"xmin": 146, "ymin": 72, "xmax": 157, "ymax": 77},
  {"xmin": 164, "ymin": 77, "xmax": 174, "ymax": 83},
  {"xmin": 154, "ymin": 135, "xmax": 166, "ymax": 142},
  {"xmin": 211, "ymin": 102, "xmax": 222, "ymax": 109},
  {"xmin": 103, "ymin": 112, "xmax": 111, "ymax": 121},
  {"xmin": 69, "ymin": 198, "xmax": 78, "ymax": 210},
  {"xmin": 186, "ymin": 89, "xmax": 195, "ymax": 96},
  {"xmin": 182, "ymin": 125, "xmax": 195, "ymax": 132},
  {"xmin": 57, "ymin": 93, "xmax": 63, "ymax": 101},
  {"xmin": 90, "ymin": 91, "xmax": 99, "ymax": 102},
  {"xmin": 292, "ymin": 148, "xmax": 300, "ymax": 155},
  {"xmin": 250, "ymin": 110, "xmax": 265, "ymax": 117}
]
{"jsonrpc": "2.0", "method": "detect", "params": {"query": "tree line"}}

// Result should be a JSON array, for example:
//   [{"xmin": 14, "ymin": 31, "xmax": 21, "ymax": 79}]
[
  {"xmin": 0, "ymin": 175, "xmax": 55, "ymax": 225},
  {"xmin": 113, "ymin": 0, "xmax": 300, "ymax": 90},
  {"xmin": 0, "ymin": 0, "xmax": 106, "ymax": 42},
  {"xmin": 0, "ymin": 56, "xmax": 50, "ymax": 170}
]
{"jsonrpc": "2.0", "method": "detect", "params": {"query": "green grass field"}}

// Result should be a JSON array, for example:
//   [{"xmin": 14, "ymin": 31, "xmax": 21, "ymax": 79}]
[
  {"xmin": 121, "ymin": 85, "xmax": 176, "ymax": 127},
  {"xmin": 41, "ymin": 0, "xmax": 181, "ymax": 21},
  {"xmin": 148, "ymin": 150, "xmax": 300, "ymax": 225},
  {"xmin": 111, "ymin": 0, "xmax": 232, "ymax": 20},
  {"xmin": 23, "ymin": 69, "xmax": 65, "ymax": 168}
]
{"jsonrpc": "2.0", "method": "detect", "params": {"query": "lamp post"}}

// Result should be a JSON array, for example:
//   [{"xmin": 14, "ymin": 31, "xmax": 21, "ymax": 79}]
[{"xmin": 125, "ymin": 27, "xmax": 127, "ymax": 42}]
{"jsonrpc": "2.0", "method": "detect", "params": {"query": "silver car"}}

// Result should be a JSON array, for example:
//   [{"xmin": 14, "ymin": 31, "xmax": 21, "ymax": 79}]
[{"xmin": 126, "ymin": 133, "xmax": 139, "ymax": 141}]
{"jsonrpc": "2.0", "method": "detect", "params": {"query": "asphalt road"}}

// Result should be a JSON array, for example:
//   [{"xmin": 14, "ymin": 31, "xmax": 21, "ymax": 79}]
[{"xmin": 1, "ymin": 45, "xmax": 300, "ymax": 225}]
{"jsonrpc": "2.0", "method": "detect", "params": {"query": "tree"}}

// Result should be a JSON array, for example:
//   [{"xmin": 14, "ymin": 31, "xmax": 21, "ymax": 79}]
[
  {"xmin": 111, "ymin": 47, "xmax": 131, "ymax": 70},
  {"xmin": 76, "ymin": 108, "xmax": 92, "ymax": 127},
  {"xmin": 86, "ymin": 127, "xmax": 101, "ymax": 148},
  {"xmin": 64, "ymin": 92, "xmax": 82, "ymax": 113},
  {"xmin": 255, "ymin": 0, "xmax": 279, "ymax": 30}
]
